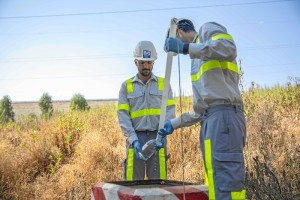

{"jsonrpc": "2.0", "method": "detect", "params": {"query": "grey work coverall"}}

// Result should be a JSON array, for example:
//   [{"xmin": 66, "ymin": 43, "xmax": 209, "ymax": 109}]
[
  {"xmin": 117, "ymin": 73, "xmax": 175, "ymax": 180},
  {"xmin": 170, "ymin": 22, "xmax": 247, "ymax": 200}
]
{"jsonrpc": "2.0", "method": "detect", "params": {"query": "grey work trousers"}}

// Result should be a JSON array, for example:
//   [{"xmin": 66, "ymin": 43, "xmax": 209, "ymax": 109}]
[
  {"xmin": 123, "ymin": 130, "xmax": 167, "ymax": 181},
  {"xmin": 200, "ymin": 105, "xmax": 247, "ymax": 200}
]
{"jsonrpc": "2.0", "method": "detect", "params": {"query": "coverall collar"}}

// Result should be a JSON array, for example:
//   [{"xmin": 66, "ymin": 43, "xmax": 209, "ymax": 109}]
[
  {"xmin": 132, "ymin": 73, "xmax": 157, "ymax": 85},
  {"xmin": 192, "ymin": 33, "xmax": 199, "ymax": 43}
]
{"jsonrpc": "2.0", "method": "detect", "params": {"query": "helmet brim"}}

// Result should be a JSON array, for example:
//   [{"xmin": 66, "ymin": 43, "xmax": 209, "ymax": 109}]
[{"xmin": 134, "ymin": 57, "xmax": 156, "ymax": 61}]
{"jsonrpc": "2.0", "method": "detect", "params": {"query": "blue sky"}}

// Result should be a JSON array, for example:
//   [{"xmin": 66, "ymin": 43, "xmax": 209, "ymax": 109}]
[{"xmin": 0, "ymin": 0, "xmax": 299, "ymax": 101}]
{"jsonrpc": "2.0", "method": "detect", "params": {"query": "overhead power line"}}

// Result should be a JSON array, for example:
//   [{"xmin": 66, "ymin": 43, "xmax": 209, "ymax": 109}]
[
  {"xmin": 0, "ymin": 44, "xmax": 299, "ymax": 63},
  {"xmin": 0, "ymin": 0, "xmax": 294, "ymax": 19},
  {"xmin": 0, "ymin": 19, "xmax": 298, "ymax": 36}
]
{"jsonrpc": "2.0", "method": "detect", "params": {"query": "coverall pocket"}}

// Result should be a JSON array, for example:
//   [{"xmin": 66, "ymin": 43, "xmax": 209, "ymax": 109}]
[
  {"xmin": 149, "ymin": 90, "xmax": 163, "ymax": 105},
  {"xmin": 149, "ymin": 90, "xmax": 163, "ymax": 96},
  {"xmin": 127, "ymin": 91, "xmax": 144, "ymax": 107},
  {"xmin": 214, "ymin": 152, "xmax": 245, "ymax": 192},
  {"xmin": 216, "ymin": 128, "xmax": 230, "ymax": 152}
]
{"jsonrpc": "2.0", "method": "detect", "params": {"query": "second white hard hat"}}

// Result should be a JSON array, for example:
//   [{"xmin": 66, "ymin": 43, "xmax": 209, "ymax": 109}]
[{"xmin": 133, "ymin": 41, "xmax": 157, "ymax": 61}]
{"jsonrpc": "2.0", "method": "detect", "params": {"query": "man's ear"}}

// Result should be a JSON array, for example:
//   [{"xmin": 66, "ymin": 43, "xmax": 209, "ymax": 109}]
[
  {"xmin": 134, "ymin": 59, "xmax": 138, "ymax": 66},
  {"xmin": 177, "ymin": 29, "xmax": 183, "ymax": 38}
]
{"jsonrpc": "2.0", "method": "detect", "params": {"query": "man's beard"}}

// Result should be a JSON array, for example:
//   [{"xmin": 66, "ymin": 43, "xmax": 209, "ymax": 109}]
[{"xmin": 141, "ymin": 69, "xmax": 150, "ymax": 76}]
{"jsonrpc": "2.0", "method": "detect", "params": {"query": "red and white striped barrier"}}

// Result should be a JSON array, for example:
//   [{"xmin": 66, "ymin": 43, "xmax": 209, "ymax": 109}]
[{"xmin": 91, "ymin": 180, "xmax": 208, "ymax": 200}]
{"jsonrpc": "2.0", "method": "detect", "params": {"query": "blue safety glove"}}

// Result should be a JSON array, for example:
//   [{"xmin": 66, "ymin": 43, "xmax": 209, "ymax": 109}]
[
  {"xmin": 164, "ymin": 37, "xmax": 184, "ymax": 53},
  {"xmin": 155, "ymin": 137, "xmax": 166, "ymax": 150},
  {"xmin": 132, "ymin": 140, "xmax": 144, "ymax": 160},
  {"xmin": 158, "ymin": 120, "xmax": 174, "ymax": 137}
]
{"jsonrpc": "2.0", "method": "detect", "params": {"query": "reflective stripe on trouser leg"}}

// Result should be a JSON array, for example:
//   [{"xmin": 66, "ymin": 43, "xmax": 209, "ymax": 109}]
[
  {"xmin": 204, "ymin": 140, "xmax": 246, "ymax": 200},
  {"xmin": 146, "ymin": 147, "xmax": 167, "ymax": 179},
  {"xmin": 203, "ymin": 107, "xmax": 246, "ymax": 200},
  {"xmin": 205, "ymin": 139, "xmax": 246, "ymax": 200},
  {"xmin": 231, "ymin": 190, "xmax": 246, "ymax": 199},
  {"xmin": 159, "ymin": 148, "xmax": 166, "ymax": 179},
  {"xmin": 205, "ymin": 139, "xmax": 216, "ymax": 200},
  {"xmin": 203, "ymin": 161, "xmax": 209, "ymax": 186},
  {"xmin": 126, "ymin": 148, "xmax": 134, "ymax": 181}
]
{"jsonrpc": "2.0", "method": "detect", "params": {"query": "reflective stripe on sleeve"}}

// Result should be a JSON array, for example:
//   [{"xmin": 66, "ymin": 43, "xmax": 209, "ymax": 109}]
[
  {"xmin": 211, "ymin": 33, "xmax": 234, "ymax": 41},
  {"xmin": 118, "ymin": 104, "xmax": 130, "ymax": 111},
  {"xmin": 191, "ymin": 60, "xmax": 238, "ymax": 82}
]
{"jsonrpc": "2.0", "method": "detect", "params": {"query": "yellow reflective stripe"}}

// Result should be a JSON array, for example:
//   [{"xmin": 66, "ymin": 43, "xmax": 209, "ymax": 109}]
[
  {"xmin": 211, "ymin": 33, "xmax": 233, "ymax": 41},
  {"xmin": 159, "ymin": 148, "xmax": 166, "ymax": 179},
  {"xmin": 196, "ymin": 33, "xmax": 233, "ymax": 43},
  {"xmin": 126, "ymin": 148, "xmax": 134, "ymax": 181},
  {"xmin": 126, "ymin": 77, "xmax": 164, "ymax": 94},
  {"xmin": 205, "ymin": 139, "xmax": 216, "ymax": 200},
  {"xmin": 118, "ymin": 104, "xmax": 130, "ymax": 111},
  {"xmin": 231, "ymin": 189, "xmax": 246, "ymax": 200},
  {"xmin": 126, "ymin": 78, "xmax": 133, "ymax": 94},
  {"xmin": 130, "ymin": 108, "xmax": 161, "ymax": 119},
  {"xmin": 191, "ymin": 60, "xmax": 238, "ymax": 82},
  {"xmin": 221, "ymin": 61, "xmax": 238, "ymax": 73},
  {"xmin": 196, "ymin": 34, "xmax": 200, "ymax": 43},
  {"xmin": 191, "ymin": 60, "xmax": 218, "ymax": 82},
  {"xmin": 158, "ymin": 77, "xmax": 164, "ymax": 91},
  {"xmin": 167, "ymin": 99, "xmax": 175, "ymax": 106}
]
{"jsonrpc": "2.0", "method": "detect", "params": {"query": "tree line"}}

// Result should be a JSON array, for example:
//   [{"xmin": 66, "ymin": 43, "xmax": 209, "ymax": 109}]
[{"xmin": 0, "ymin": 93, "xmax": 90, "ymax": 124}]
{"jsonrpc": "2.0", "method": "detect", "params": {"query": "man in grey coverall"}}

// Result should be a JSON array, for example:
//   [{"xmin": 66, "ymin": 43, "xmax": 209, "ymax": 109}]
[
  {"xmin": 159, "ymin": 18, "xmax": 247, "ymax": 200},
  {"xmin": 117, "ymin": 40, "xmax": 175, "ymax": 181}
]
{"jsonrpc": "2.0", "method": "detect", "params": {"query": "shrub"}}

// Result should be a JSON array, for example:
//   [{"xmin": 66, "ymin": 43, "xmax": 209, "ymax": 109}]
[
  {"xmin": 70, "ymin": 93, "xmax": 90, "ymax": 111},
  {"xmin": 38, "ymin": 93, "xmax": 54, "ymax": 120},
  {"xmin": 0, "ymin": 95, "xmax": 15, "ymax": 124}
]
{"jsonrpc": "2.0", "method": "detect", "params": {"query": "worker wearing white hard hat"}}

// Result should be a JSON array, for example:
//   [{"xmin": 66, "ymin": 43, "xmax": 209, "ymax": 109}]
[{"xmin": 117, "ymin": 40, "xmax": 175, "ymax": 180}]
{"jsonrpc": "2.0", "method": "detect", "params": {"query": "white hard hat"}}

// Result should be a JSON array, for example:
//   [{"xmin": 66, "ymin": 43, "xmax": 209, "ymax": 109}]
[{"xmin": 133, "ymin": 41, "xmax": 157, "ymax": 61}]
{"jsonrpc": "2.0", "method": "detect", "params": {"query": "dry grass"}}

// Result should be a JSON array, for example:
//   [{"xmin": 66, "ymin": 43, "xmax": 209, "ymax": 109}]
[
  {"xmin": 12, "ymin": 100, "xmax": 117, "ymax": 117},
  {"xmin": 0, "ymin": 85, "xmax": 299, "ymax": 200}
]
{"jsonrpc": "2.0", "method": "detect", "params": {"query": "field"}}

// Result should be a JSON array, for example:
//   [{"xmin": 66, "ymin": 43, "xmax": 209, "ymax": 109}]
[
  {"xmin": 11, "ymin": 100, "xmax": 117, "ymax": 117},
  {"xmin": 0, "ymin": 84, "xmax": 299, "ymax": 200}
]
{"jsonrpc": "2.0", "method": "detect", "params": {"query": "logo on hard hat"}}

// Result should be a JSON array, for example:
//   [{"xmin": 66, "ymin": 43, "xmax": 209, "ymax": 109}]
[{"xmin": 143, "ymin": 50, "xmax": 151, "ymax": 59}]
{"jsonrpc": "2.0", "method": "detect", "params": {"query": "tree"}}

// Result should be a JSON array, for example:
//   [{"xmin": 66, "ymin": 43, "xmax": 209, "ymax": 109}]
[
  {"xmin": 0, "ymin": 95, "xmax": 15, "ymax": 124},
  {"xmin": 70, "ymin": 93, "xmax": 90, "ymax": 111},
  {"xmin": 38, "ymin": 93, "xmax": 54, "ymax": 119}
]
